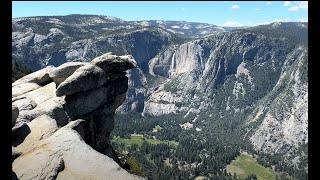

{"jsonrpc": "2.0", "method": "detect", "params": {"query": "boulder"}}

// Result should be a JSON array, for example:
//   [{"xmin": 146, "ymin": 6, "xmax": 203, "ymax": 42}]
[
  {"xmin": 49, "ymin": 62, "xmax": 89, "ymax": 86},
  {"xmin": 106, "ymin": 71, "xmax": 127, "ymax": 82},
  {"xmin": 13, "ymin": 147, "xmax": 65, "ymax": 180},
  {"xmin": 12, "ymin": 97, "xmax": 37, "ymax": 111},
  {"xmin": 15, "ymin": 110, "xmax": 44, "ymax": 126},
  {"xmin": 91, "ymin": 53, "xmax": 137, "ymax": 73},
  {"xmin": 13, "ymin": 115, "xmax": 59, "ymax": 152},
  {"xmin": 13, "ymin": 120, "xmax": 142, "ymax": 180},
  {"xmin": 64, "ymin": 86, "xmax": 109, "ymax": 118},
  {"xmin": 16, "ymin": 82, "xmax": 57, "ymax": 105},
  {"xmin": 12, "ymin": 83, "xmax": 41, "ymax": 98},
  {"xmin": 38, "ymin": 97, "xmax": 68, "ymax": 127},
  {"xmin": 12, "ymin": 105, "xmax": 19, "ymax": 127},
  {"xmin": 63, "ymin": 76, "xmax": 128, "ymax": 119},
  {"xmin": 13, "ymin": 82, "xmax": 65, "ymax": 126},
  {"xmin": 15, "ymin": 97, "xmax": 68, "ymax": 127},
  {"xmin": 12, "ymin": 66, "xmax": 55, "ymax": 87},
  {"xmin": 56, "ymin": 64, "xmax": 108, "ymax": 97}
]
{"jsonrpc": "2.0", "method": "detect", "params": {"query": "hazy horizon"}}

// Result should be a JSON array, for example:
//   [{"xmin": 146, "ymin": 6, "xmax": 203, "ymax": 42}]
[{"xmin": 12, "ymin": 1, "xmax": 308, "ymax": 27}]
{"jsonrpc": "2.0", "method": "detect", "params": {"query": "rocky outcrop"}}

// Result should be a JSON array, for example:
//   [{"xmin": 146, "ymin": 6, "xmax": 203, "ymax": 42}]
[
  {"xmin": 12, "ymin": 66, "xmax": 55, "ymax": 87},
  {"xmin": 12, "ymin": 53, "xmax": 143, "ymax": 180},
  {"xmin": 91, "ymin": 52, "xmax": 137, "ymax": 73},
  {"xmin": 48, "ymin": 62, "xmax": 88, "ymax": 86},
  {"xmin": 56, "ymin": 64, "xmax": 109, "ymax": 97}
]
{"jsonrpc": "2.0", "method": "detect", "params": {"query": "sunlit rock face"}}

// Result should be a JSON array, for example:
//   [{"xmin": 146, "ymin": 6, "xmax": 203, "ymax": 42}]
[{"xmin": 12, "ymin": 53, "xmax": 144, "ymax": 180}]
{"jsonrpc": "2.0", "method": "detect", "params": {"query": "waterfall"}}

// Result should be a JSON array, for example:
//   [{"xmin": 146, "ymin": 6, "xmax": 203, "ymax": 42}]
[{"xmin": 170, "ymin": 51, "xmax": 176, "ymax": 78}]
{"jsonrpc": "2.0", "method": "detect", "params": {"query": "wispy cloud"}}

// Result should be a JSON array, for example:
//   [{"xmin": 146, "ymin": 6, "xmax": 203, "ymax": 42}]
[
  {"xmin": 255, "ymin": 22, "xmax": 271, "ymax": 26},
  {"xmin": 222, "ymin": 21, "xmax": 242, "ymax": 27},
  {"xmin": 231, "ymin": 5, "xmax": 240, "ymax": 9},
  {"xmin": 283, "ymin": 1, "xmax": 291, "ymax": 7},
  {"xmin": 287, "ymin": 1, "xmax": 308, "ymax": 11},
  {"xmin": 266, "ymin": 2, "xmax": 272, "ymax": 5},
  {"xmin": 255, "ymin": 8, "xmax": 261, "ymax": 11},
  {"xmin": 289, "ymin": 6, "xmax": 299, "ymax": 11},
  {"xmin": 181, "ymin": 7, "xmax": 185, "ymax": 11}
]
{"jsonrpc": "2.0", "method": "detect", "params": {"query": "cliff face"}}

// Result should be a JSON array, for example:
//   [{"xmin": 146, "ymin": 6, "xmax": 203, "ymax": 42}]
[
  {"xmin": 144, "ymin": 23, "xmax": 308, "ymax": 159},
  {"xmin": 249, "ymin": 47, "xmax": 308, "ymax": 154},
  {"xmin": 146, "ymin": 29, "xmax": 300, "ymax": 114},
  {"xmin": 12, "ymin": 53, "xmax": 143, "ymax": 180}
]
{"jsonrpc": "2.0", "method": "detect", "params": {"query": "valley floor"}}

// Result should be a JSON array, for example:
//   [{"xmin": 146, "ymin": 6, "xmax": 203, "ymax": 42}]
[
  {"xmin": 226, "ymin": 152, "xmax": 285, "ymax": 180},
  {"xmin": 112, "ymin": 134, "xmax": 178, "ymax": 147}
]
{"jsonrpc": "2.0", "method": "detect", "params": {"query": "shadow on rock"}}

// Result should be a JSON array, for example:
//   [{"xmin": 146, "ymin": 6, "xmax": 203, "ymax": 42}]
[
  {"xmin": 12, "ymin": 171, "xmax": 19, "ymax": 180},
  {"xmin": 12, "ymin": 123, "xmax": 31, "ymax": 147}
]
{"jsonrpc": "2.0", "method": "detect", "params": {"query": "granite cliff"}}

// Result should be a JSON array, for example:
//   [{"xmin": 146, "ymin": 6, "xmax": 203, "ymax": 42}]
[
  {"xmin": 12, "ymin": 53, "xmax": 143, "ymax": 180},
  {"xmin": 145, "ymin": 23, "xmax": 308, "ymax": 155}
]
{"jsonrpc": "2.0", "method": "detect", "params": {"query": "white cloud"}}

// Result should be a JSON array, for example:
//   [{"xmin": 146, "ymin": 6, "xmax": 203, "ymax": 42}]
[
  {"xmin": 283, "ymin": 1, "xmax": 291, "ymax": 7},
  {"xmin": 222, "ymin": 21, "xmax": 242, "ymax": 27},
  {"xmin": 255, "ymin": 22, "xmax": 270, "ymax": 26},
  {"xmin": 287, "ymin": 1, "xmax": 308, "ymax": 11},
  {"xmin": 232, "ymin": 5, "xmax": 240, "ymax": 9},
  {"xmin": 255, "ymin": 8, "xmax": 261, "ymax": 11},
  {"xmin": 298, "ymin": 1, "xmax": 308, "ymax": 10},
  {"xmin": 289, "ymin": 6, "xmax": 299, "ymax": 11},
  {"xmin": 266, "ymin": 2, "xmax": 272, "ymax": 5},
  {"xmin": 181, "ymin": 7, "xmax": 185, "ymax": 11}
]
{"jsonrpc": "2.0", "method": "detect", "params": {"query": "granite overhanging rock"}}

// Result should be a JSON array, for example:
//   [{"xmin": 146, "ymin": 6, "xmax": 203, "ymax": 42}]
[{"xmin": 12, "ymin": 53, "xmax": 143, "ymax": 180}]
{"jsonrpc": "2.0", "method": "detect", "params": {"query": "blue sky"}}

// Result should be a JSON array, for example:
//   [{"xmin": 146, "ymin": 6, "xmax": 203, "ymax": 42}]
[{"xmin": 12, "ymin": 1, "xmax": 308, "ymax": 27}]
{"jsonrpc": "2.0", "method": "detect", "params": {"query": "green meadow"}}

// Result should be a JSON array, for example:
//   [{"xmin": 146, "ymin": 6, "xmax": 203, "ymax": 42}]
[{"xmin": 226, "ymin": 154, "xmax": 280, "ymax": 180}]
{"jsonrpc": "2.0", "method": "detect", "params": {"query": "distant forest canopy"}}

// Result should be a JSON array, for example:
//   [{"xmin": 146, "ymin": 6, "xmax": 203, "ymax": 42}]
[{"xmin": 12, "ymin": 60, "xmax": 32, "ymax": 82}]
